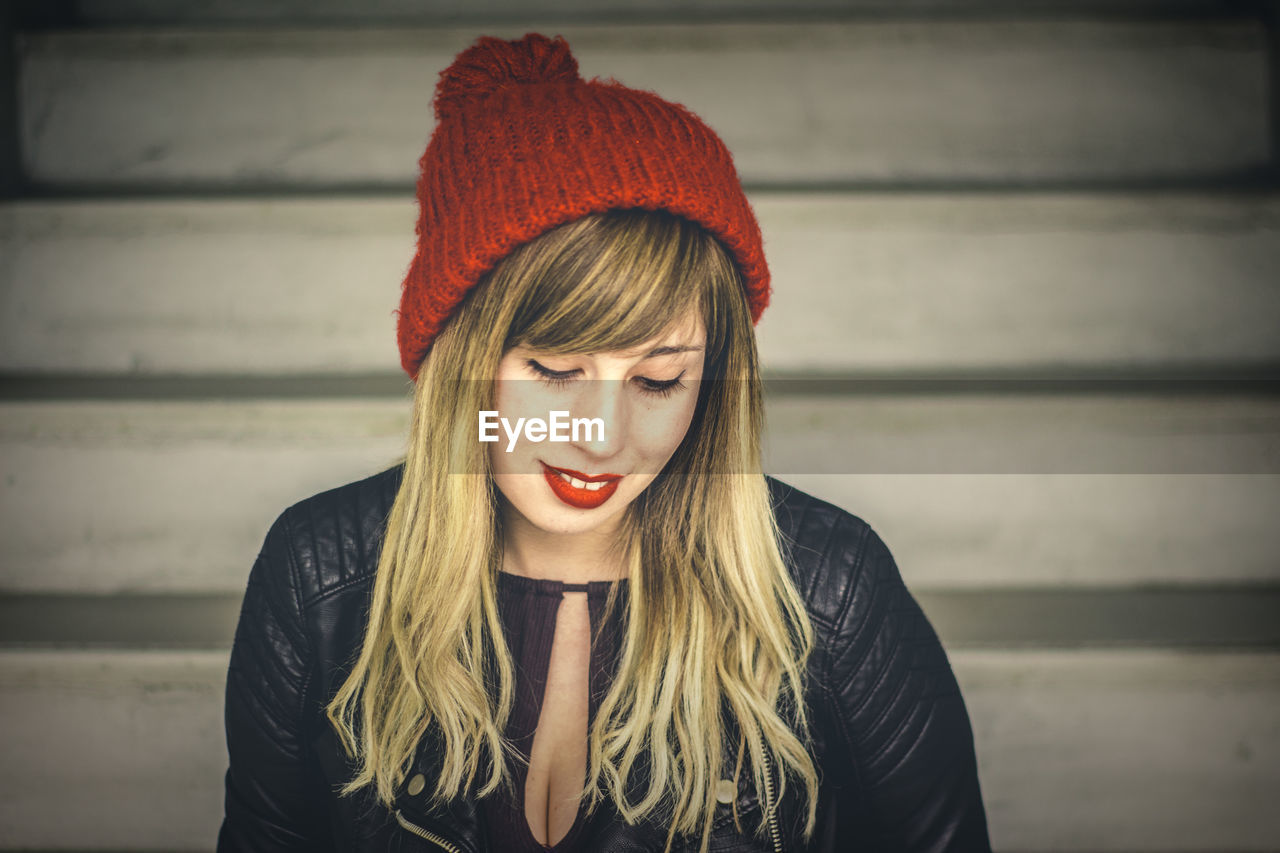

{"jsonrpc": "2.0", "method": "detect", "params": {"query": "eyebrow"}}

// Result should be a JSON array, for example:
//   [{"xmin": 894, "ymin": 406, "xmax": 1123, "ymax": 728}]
[{"xmin": 644, "ymin": 344, "xmax": 705, "ymax": 359}]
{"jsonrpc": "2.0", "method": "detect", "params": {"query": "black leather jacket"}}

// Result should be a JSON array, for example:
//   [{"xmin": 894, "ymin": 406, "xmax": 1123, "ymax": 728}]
[{"xmin": 217, "ymin": 465, "xmax": 991, "ymax": 852}]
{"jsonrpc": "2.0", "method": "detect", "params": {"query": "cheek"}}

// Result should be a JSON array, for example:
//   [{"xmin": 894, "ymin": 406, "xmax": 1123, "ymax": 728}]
[
  {"xmin": 635, "ymin": 396, "xmax": 699, "ymax": 459},
  {"xmin": 487, "ymin": 442, "xmax": 509, "ymax": 477},
  {"xmin": 492, "ymin": 375, "xmax": 539, "ymax": 422},
  {"xmin": 488, "ymin": 457, "xmax": 538, "ymax": 516}
]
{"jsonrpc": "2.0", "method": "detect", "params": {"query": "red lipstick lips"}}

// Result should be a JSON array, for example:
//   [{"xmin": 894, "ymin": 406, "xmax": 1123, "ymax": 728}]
[{"xmin": 541, "ymin": 462, "xmax": 622, "ymax": 510}]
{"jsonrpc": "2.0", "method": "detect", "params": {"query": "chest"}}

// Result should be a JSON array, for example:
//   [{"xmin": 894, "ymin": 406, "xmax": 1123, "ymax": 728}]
[{"xmin": 520, "ymin": 591, "xmax": 592, "ymax": 846}]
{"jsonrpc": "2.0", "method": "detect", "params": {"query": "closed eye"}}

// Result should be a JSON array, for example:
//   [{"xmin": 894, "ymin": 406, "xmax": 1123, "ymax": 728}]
[
  {"xmin": 527, "ymin": 359, "xmax": 687, "ymax": 399},
  {"xmin": 635, "ymin": 373, "xmax": 686, "ymax": 399},
  {"xmin": 526, "ymin": 359, "xmax": 577, "ymax": 387}
]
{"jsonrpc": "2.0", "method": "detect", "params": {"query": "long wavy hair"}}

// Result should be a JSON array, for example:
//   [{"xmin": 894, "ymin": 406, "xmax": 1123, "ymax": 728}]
[{"xmin": 327, "ymin": 209, "xmax": 818, "ymax": 852}]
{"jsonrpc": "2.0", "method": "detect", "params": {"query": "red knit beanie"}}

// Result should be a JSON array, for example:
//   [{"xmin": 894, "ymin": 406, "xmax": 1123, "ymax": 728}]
[{"xmin": 396, "ymin": 33, "xmax": 770, "ymax": 378}]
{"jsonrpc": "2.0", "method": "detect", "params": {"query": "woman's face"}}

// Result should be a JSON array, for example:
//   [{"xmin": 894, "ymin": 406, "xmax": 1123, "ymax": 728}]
[{"xmin": 488, "ymin": 307, "xmax": 706, "ymax": 543}]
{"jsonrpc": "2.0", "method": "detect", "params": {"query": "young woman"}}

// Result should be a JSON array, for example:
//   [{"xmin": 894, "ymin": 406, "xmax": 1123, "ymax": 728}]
[{"xmin": 218, "ymin": 34, "xmax": 990, "ymax": 853}]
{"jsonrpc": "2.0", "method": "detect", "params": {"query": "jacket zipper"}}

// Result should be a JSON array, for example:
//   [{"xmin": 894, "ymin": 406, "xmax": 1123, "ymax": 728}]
[
  {"xmin": 394, "ymin": 809, "xmax": 463, "ymax": 853},
  {"xmin": 759, "ymin": 750, "xmax": 783, "ymax": 853}
]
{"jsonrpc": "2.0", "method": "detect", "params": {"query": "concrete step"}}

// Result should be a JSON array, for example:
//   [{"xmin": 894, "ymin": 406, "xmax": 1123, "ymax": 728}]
[
  {"xmin": 4, "ymin": 588, "xmax": 1279, "ymax": 649},
  {"xmin": 4, "ymin": 193, "xmax": 1277, "ymax": 375},
  {"xmin": 0, "ymin": 648, "xmax": 1275, "ymax": 850},
  {"xmin": 16, "ymin": 20, "xmax": 1268, "ymax": 190},
  {"xmin": 2, "ymin": 396, "xmax": 1276, "ymax": 593}
]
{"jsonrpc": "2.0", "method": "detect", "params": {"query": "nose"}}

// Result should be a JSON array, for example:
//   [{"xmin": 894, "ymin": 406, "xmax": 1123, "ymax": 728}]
[{"xmin": 570, "ymin": 378, "xmax": 628, "ymax": 460}]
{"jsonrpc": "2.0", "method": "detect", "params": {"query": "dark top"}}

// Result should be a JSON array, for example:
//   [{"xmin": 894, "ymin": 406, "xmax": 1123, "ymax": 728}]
[
  {"xmin": 217, "ymin": 465, "xmax": 992, "ymax": 852},
  {"xmin": 485, "ymin": 572, "xmax": 629, "ymax": 852}
]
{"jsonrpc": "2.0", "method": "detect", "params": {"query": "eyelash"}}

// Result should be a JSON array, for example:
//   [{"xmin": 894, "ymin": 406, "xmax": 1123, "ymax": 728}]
[{"xmin": 526, "ymin": 359, "xmax": 687, "ymax": 399}]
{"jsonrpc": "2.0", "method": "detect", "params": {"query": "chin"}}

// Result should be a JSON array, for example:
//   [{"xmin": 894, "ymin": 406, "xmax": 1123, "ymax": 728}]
[
  {"xmin": 534, "ymin": 502, "xmax": 624, "ymax": 535},
  {"xmin": 494, "ymin": 472, "xmax": 645, "ymax": 538},
  {"xmin": 522, "ymin": 487, "xmax": 631, "ymax": 536}
]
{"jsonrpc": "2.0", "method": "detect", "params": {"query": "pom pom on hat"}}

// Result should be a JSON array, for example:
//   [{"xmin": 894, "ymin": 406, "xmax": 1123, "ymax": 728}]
[
  {"xmin": 397, "ymin": 33, "xmax": 769, "ymax": 378},
  {"xmin": 434, "ymin": 34, "xmax": 580, "ymax": 121}
]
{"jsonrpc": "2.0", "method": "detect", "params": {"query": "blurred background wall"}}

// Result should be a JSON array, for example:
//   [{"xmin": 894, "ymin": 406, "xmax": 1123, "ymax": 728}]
[{"xmin": 0, "ymin": 0, "xmax": 1277, "ymax": 850}]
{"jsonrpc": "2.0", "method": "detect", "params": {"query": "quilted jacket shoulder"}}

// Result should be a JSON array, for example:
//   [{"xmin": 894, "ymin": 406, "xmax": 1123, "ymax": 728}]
[{"xmin": 766, "ymin": 477, "xmax": 991, "ymax": 850}]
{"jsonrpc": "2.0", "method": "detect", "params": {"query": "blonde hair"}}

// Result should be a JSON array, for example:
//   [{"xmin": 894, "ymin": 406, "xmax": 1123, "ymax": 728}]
[{"xmin": 327, "ymin": 210, "xmax": 818, "ymax": 851}]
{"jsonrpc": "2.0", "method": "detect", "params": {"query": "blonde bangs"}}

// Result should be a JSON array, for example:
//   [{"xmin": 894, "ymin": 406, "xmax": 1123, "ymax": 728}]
[{"xmin": 499, "ymin": 210, "xmax": 735, "ymax": 361}]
